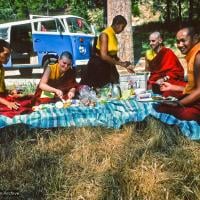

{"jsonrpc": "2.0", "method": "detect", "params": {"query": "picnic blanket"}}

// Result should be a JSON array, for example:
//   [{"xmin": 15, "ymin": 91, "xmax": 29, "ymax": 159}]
[{"xmin": 0, "ymin": 98, "xmax": 200, "ymax": 140}]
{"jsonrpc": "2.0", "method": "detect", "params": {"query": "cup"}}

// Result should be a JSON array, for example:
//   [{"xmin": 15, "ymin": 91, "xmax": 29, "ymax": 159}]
[{"xmin": 134, "ymin": 88, "xmax": 146, "ymax": 95}]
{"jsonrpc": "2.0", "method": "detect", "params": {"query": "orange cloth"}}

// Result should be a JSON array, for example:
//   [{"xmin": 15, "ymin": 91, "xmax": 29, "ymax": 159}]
[
  {"xmin": 156, "ymin": 42, "xmax": 200, "ymax": 121},
  {"xmin": 183, "ymin": 42, "xmax": 200, "ymax": 94},
  {"xmin": 96, "ymin": 26, "xmax": 118, "ymax": 56}
]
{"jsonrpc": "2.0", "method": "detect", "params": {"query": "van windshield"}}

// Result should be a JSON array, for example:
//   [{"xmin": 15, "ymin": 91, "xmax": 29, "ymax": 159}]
[
  {"xmin": 0, "ymin": 28, "xmax": 8, "ymax": 40},
  {"xmin": 66, "ymin": 17, "xmax": 93, "ymax": 34}
]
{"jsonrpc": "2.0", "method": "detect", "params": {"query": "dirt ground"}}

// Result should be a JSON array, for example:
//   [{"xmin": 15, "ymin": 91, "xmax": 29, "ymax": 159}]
[{"xmin": 5, "ymin": 68, "xmax": 43, "ymax": 88}]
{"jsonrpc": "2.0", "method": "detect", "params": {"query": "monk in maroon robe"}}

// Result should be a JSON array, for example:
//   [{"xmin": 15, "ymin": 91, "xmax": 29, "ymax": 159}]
[
  {"xmin": 33, "ymin": 51, "xmax": 79, "ymax": 105},
  {"xmin": 146, "ymin": 32, "xmax": 186, "ymax": 97},
  {"xmin": 156, "ymin": 27, "xmax": 200, "ymax": 122}
]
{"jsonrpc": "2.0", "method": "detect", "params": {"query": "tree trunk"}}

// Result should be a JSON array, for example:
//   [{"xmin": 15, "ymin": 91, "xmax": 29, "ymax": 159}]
[
  {"xmin": 107, "ymin": 0, "xmax": 134, "ymax": 64},
  {"xmin": 166, "ymin": 0, "xmax": 171, "ymax": 24},
  {"xmin": 198, "ymin": 1, "xmax": 200, "ymax": 20},
  {"xmin": 178, "ymin": 0, "xmax": 182, "ymax": 25},
  {"xmin": 188, "ymin": 0, "xmax": 194, "ymax": 21},
  {"xmin": 103, "ymin": 0, "xmax": 107, "ymax": 27}
]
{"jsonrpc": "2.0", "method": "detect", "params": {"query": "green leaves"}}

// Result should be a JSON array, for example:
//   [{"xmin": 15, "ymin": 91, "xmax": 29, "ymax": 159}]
[{"xmin": 0, "ymin": 0, "xmax": 104, "ymax": 26}]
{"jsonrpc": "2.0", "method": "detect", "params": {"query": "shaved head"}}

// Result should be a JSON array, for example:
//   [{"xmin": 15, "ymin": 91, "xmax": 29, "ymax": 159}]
[
  {"xmin": 176, "ymin": 27, "xmax": 199, "ymax": 54},
  {"xmin": 150, "ymin": 31, "xmax": 162, "ymax": 40},
  {"xmin": 149, "ymin": 31, "xmax": 163, "ymax": 52}
]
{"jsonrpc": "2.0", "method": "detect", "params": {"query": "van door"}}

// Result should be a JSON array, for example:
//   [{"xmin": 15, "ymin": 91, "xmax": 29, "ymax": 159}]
[
  {"xmin": 0, "ymin": 21, "xmax": 40, "ymax": 76},
  {"xmin": 31, "ymin": 17, "xmax": 72, "ymax": 66},
  {"xmin": 65, "ymin": 17, "xmax": 95, "ymax": 66},
  {"xmin": 10, "ymin": 24, "xmax": 33, "ymax": 64}
]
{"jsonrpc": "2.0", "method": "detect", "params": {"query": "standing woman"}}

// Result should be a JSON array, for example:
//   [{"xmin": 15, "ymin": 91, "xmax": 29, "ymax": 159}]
[{"xmin": 81, "ymin": 15, "xmax": 133, "ymax": 88}]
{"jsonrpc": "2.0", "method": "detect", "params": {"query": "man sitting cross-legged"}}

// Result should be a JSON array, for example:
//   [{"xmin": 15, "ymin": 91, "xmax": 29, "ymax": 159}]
[
  {"xmin": 156, "ymin": 27, "xmax": 200, "ymax": 122},
  {"xmin": 0, "ymin": 39, "xmax": 33, "ymax": 117},
  {"xmin": 146, "ymin": 31, "xmax": 186, "ymax": 98}
]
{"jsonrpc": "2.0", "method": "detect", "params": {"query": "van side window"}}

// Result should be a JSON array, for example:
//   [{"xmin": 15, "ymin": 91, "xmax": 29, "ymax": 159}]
[
  {"xmin": 66, "ymin": 17, "xmax": 92, "ymax": 34},
  {"xmin": 34, "ymin": 20, "xmax": 56, "ymax": 32},
  {"xmin": 41, "ymin": 20, "xmax": 57, "ymax": 32},
  {"xmin": 56, "ymin": 19, "xmax": 65, "ymax": 33},
  {"xmin": 34, "ymin": 19, "xmax": 64, "ymax": 33},
  {"xmin": 41, "ymin": 24, "xmax": 47, "ymax": 32},
  {"xmin": 0, "ymin": 28, "xmax": 8, "ymax": 40}
]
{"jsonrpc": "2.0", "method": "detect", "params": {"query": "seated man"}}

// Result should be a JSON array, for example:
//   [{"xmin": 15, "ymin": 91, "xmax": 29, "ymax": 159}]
[
  {"xmin": 0, "ymin": 39, "xmax": 32, "ymax": 117},
  {"xmin": 156, "ymin": 27, "xmax": 200, "ymax": 122},
  {"xmin": 145, "ymin": 31, "xmax": 186, "ymax": 97}
]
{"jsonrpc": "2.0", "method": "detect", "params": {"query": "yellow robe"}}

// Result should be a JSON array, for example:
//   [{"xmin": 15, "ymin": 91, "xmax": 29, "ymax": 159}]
[
  {"xmin": 0, "ymin": 65, "xmax": 6, "ymax": 93},
  {"xmin": 96, "ymin": 26, "xmax": 118, "ymax": 56},
  {"xmin": 145, "ymin": 49, "xmax": 157, "ymax": 61}
]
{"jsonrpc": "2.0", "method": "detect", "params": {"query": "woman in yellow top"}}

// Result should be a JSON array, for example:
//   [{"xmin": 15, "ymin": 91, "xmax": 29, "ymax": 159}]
[
  {"xmin": 34, "ymin": 51, "xmax": 79, "ymax": 104},
  {"xmin": 81, "ymin": 15, "xmax": 133, "ymax": 88}
]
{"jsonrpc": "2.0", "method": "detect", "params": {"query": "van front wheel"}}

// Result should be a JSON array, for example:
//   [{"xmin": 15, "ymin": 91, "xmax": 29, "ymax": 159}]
[{"xmin": 19, "ymin": 68, "xmax": 33, "ymax": 77}]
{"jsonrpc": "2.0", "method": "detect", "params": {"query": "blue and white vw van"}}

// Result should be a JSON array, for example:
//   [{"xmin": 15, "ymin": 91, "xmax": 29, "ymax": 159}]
[{"xmin": 0, "ymin": 15, "xmax": 95, "ymax": 76}]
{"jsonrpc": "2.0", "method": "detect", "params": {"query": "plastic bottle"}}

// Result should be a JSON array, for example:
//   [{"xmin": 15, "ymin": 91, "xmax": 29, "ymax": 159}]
[
  {"xmin": 128, "ymin": 80, "xmax": 135, "ymax": 95},
  {"xmin": 111, "ymin": 84, "xmax": 122, "ymax": 99}
]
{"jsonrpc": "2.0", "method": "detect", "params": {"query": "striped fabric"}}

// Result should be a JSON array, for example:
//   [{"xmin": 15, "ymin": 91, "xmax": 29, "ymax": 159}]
[{"xmin": 0, "ymin": 99, "xmax": 199, "ymax": 140}]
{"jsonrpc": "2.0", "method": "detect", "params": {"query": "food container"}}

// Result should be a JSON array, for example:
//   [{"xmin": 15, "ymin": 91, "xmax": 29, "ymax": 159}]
[{"xmin": 111, "ymin": 84, "xmax": 122, "ymax": 99}]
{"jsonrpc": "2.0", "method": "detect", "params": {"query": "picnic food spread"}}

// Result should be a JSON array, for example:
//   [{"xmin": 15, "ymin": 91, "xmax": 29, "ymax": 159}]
[{"xmin": 31, "ymin": 80, "xmax": 177, "ymax": 111}]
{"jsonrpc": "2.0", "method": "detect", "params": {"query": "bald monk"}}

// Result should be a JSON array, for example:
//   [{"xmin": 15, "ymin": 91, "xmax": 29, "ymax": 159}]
[
  {"xmin": 156, "ymin": 27, "xmax": 200, "ymax": 121},
  {"xmin": 145, "ymin": 31, "xmax": 185, "ymax": 97}
]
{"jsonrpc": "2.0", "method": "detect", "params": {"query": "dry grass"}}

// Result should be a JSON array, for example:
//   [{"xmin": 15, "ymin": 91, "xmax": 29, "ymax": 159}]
[{"xmin": 0, "ymin": 117, "xmax": 200, "ymax": 200}]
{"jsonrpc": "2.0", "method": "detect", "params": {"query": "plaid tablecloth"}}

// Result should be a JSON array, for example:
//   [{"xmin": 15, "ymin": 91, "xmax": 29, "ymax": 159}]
[{"xmin": 0, "ymin": 99, "xmax": 200, "ymax": 140}]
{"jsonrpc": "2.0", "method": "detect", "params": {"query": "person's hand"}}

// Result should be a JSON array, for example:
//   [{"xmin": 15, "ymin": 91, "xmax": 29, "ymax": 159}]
[
  {"xmin": 161, "ymin": 100, "xmax": 182, "ymax": 107},
  {"xmin": 160, "ymin": 82, "xmax": 173, "ymax": 91},
  {"xmin": 118, "ymin": 61, "xmax": 134, "ymax": 73},
  {"xmin": 68, "ymin": 91, "xmax": 75, "ymax": 99},
  {"xmin": 156, "ymin": 78, "xmax": 164, "ymax": 85},
  {"xmin": 124, "ymin": 61, "xmax": 131, "ymax": 67},
  {"xmin": 67, "ymin": 88, "xmax": 76, "ymax": 99},
  {"xmin": 126, "ymin": 65, "xmax": 135, "ymax": 73},
  {"xmin": 119, "ymin": 61, "xmax": 131, "ymax": 68},
  {"xmin": 55, "ymin": 89, "xmax": 63, "ymax": 99},
  {"xmin": 156, "ymin": 76, "xmax": 169, "ymax": 85},
  {"xmin": 9, "ymin": 89, "xmax": 22, "ymax": 98},
  {"xmin": 7, "ymin": 101, "xmax": 20, "ymax": 110}
]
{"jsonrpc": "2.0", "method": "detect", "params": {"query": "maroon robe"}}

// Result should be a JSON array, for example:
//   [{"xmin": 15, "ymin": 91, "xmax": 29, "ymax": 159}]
[
  {"xmin": 0, "ymin": 93, "xmax": 33, "ymax": 118},
  {"xmin": 34, "ymin": 68, "xmax": 79, "ymax": 105},
  {"xmin": 156, "ymin": 43, "xmax": 200, "ymax": 122},
  {"xmin": 147, "ymin": 47, "xmax": 186, "ymax": 97}
]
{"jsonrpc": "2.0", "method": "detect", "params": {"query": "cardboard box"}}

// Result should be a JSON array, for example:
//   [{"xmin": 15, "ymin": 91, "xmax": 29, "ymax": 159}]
[{"xmin": 119, "ymin": 72, "xmax": 150, "ymax": 90}]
